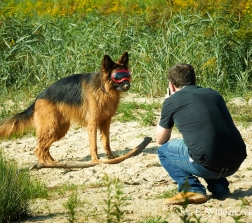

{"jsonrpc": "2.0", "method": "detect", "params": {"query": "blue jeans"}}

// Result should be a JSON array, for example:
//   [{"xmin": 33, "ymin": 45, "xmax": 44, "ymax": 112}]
[{"xmin": 158, "ymin": 139, "xmax": 237, "ymax": 196}]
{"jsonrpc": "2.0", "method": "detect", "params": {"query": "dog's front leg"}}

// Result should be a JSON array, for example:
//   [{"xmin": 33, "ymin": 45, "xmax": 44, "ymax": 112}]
[
  {"xmin": 99, "ymin": 119, "xmax": 115, "ymax": 159},
  {"xmin": 87, "ymin": 119, "xmax": 99, "ymax": 162}
]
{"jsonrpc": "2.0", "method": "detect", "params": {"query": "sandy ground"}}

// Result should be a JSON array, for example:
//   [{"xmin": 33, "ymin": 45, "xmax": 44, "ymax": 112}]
[{"xmin": 1, "ymin": 96, "xmax": 252, "ymax": 223}]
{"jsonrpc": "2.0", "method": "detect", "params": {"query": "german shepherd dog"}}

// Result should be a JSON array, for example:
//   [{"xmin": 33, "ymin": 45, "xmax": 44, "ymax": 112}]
[{"xmin": 0, "ymin": 52, "xmax": 131, "ymax": 163}]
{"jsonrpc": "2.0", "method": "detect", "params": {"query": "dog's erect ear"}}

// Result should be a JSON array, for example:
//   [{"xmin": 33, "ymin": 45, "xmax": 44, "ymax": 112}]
[
  {"xmin": 117, "ymin": 52, "xmax": 129, "ymax": 66},
  {"xmin": 102, "ymin": 55, "xmax": 115, "ymax": 71}
]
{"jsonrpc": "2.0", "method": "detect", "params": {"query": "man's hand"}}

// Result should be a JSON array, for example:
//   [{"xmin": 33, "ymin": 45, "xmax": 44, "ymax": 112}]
[{"xmin": 165, "ymin": 88, "xmax": 170, "ymax": 99}]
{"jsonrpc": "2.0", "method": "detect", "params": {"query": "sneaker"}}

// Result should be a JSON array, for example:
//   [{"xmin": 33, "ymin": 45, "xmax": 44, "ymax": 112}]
[
  {"xmin": 164, "ymin": 192, "xmax": 208, "ymax": 206},
  {"xmin": 211, "ymin": 188, "xmax": 230, "ymax": 200}
]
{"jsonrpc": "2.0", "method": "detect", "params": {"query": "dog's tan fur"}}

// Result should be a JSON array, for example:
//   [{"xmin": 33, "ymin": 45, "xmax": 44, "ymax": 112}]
[{"xmin": 0, "ymin": 52, "xmax": 130, "ymax": 163}]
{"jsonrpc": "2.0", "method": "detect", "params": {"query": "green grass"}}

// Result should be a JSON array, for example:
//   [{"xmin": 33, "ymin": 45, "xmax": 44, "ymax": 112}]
[
  {"xmin": 1, "ymin": 98, "xmax": 251, "ymax": 139},
  {"xmin": 46, "ymin": 176, "xmax": 129, "ymax": 223},
  {"xmin": 47, "ymin": 181, "xmax": 106, "ymax": 198},
  {"xmin": 47, "ymin": 183, "xmax": 79, "ymax": 197},
  {"xmin": 137, "ymin": 216, "xmax": 168, "ymax": 223},
  {"xmin": 0, "ymin": 149, "xmax": 48, "ymax": 222},
  {"xmin": 0, "ymin": 1, "xmax": 251, "ymax": 100},
  {"xmin": 155, "ymin": 187, "xmax": 177, "ymax": 199},
  {"xmin": 114, "ymin": 101, "xmax": 161, "ymax": 126},
  {"xmin": 227, "ymin": 104, "xmax": 252, "ymax": 126}
]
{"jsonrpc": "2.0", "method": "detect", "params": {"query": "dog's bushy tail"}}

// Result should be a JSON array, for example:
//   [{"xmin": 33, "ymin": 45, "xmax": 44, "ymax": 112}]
[{"xmin": 0, "ymin": 103, "xmax": 35, "ymax": 138}]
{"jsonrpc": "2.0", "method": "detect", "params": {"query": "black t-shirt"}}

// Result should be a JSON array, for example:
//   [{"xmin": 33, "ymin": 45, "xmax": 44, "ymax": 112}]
[{"xmin": 159, "ymin": 85, "xmax": 246, "ymax": 170}]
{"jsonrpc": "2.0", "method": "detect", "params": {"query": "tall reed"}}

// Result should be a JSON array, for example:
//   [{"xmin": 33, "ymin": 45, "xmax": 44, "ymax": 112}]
[{"xmin": 0, "ymin": 0, "xmax": 251, "ymax": 99}]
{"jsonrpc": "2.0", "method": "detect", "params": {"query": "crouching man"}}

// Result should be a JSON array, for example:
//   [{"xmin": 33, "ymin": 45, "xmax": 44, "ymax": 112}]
[{"xmin": 155, "ymin": 63, "xmax": 246, "ymax": 205}]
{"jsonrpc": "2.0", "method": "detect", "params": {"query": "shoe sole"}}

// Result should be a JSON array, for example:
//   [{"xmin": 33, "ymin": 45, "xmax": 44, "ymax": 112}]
[
  {"xmin": 165, "ymin": 196, "xmax": 208, "ymax": 205},
  {"xmin": 211, "ymin": 192, "xmax": 230, "ymax": 201}
]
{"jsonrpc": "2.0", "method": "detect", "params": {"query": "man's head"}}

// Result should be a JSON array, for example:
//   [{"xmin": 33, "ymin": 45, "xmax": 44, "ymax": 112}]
[{"xmin": 167, "ymin": 63, "xmax": 196, "ymax": 88}]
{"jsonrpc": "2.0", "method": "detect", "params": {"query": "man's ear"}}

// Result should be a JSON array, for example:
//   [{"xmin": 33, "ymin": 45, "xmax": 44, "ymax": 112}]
[
  {"xmin": 169, "ymin": 82, "xmax": 177, "ymax": 94},
  {"xmin": 117, "ymin": 52, "xmax": 129, "ymax": 67},
  {"xmin": 102, "ymin": 55, "xmax": 115, "ymax": 71}
]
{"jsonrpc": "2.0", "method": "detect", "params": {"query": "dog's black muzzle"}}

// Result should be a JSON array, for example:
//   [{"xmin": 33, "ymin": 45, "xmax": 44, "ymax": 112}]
[{"xmin": 114, "ymin": 80, "xmax": 131, "ymax": 92}]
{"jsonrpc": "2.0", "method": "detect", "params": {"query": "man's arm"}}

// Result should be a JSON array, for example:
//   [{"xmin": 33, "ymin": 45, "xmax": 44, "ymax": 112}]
[
  {"xmin": 155, "ymin": 86, "xmax": 174, "ymax": 144},
  {"xmin": 155, "ymin": 122, "xmax": 172, "ymax": 145}
]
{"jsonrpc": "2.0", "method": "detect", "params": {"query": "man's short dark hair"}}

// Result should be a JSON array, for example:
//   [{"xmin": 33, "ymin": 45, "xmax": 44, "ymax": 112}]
[{"xmin": 167, "ymin": 63, "xmax": 196, "ymax": 87}]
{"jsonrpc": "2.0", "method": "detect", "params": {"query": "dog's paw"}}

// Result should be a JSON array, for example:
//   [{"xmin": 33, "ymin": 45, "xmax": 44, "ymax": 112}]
[
  {"xmin": 105, "ymin": 153, "xmax": 118, "ymax": 159},
  {"xmin": 91, "ymin": 157, "xmax": 100, "ymax": 163},
  {"xmin": 51, "ymin": 159, "xmax": 60, "ymax": 164}
]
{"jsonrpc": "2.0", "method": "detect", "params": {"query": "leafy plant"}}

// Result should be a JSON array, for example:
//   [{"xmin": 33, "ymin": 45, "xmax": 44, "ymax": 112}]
[
  {"xmin": 102, "ymin": 174, "xmax": 128, "ymax": 223},
  {"xmin": 231, "ymin": 214, "xmax": 246, "ymax": 223},
  {"xmin": 246, "ymin": 166, "xmax": 252, "ymax": 171},
  {"xmin": 63, "ymin": 192, "xmax": 81, "ymax": 223},
  {"xmin": 239, "ymin": 197, "xmax": 250, "ymax": 208}
]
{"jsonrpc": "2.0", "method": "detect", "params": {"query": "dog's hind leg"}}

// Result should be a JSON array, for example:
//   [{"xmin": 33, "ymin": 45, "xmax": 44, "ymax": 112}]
[
  {"xmin": 99, "ymin": 119, "xmax": 115, "ymax": 159},
  {"xmin": 34, "ymin": 100, "xmax": 70, "ymax": 163},
  {"xmin": 35, "ymin": 120, "xmax": 70, "ymax": 163},
  {"xmin": 35, "ymin": 140, "xmax": 55, "ymax": 163},
  {"xmin": 45, "ymin": 121, "xmax": 70, "ymax": 163}
]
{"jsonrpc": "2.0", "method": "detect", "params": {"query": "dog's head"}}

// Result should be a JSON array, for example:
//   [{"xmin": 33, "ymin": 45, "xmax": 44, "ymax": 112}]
[{"xmin": 102, "ymin": 52, "xmax": 131, "ymax": 92}]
